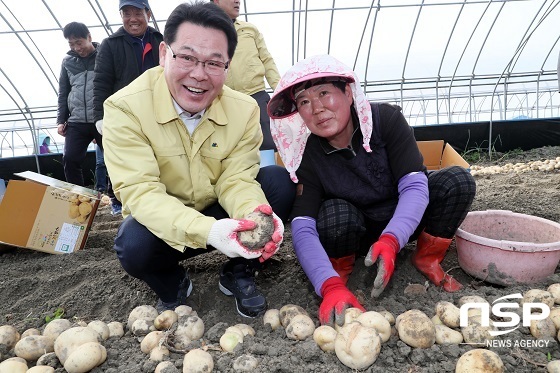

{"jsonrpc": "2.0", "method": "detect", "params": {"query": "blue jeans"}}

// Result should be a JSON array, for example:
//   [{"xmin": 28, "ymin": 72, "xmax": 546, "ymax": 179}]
[
  {"xmin": 113, "ymin": 165, "xmax": 295, "ymax": 302},
  {"xmin": 95, "ymin": 145, "xmax": 107, "ymax": 193}
]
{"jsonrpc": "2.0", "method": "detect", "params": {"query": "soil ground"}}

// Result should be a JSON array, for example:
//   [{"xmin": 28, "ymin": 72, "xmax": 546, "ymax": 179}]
[{"xmin": 1, "ymin": 145, "xmax": 560, "ymax": 372}]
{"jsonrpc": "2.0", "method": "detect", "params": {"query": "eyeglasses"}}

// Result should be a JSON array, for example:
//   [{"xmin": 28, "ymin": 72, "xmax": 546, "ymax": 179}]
[{"xmin": 166, "ymin": 45, "xmax": 229, "ymax": 76}]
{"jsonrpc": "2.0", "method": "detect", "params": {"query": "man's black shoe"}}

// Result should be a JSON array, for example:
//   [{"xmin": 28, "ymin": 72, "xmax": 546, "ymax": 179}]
[
  {"xmin": 156, "ymin": 271, "xmax": 193, "ymax": 313},
  {"xmin": 219, "ymin": 261, "xmax": 267, "ymax": 318}
]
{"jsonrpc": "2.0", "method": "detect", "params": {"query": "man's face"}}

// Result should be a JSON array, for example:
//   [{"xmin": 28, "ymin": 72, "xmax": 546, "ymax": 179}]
[
  {"xmin": 214, "ymin": 0, "xmax": 240, "ymax": 20},
  {"xmin": 120, "ymin": 5, "xmax": 151, "ymax": 37},
  {"xmin": 160, "ymin": 22, "xmax": 229, "ymax": 115},
  {"xmin": 67, "ymin": 35, "xmax": 95, "ymax": 58}
]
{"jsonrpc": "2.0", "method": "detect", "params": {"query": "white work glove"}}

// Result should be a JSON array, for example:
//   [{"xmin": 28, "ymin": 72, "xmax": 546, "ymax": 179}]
[
  {"xmin": 207, "ymin": 218, "xmax": 262, "ymax": 259},
  {"xmin": 251, "ymin": 204, "xmax": 284, "ymax": 263},
  {"xmin": 95, "ymin": 120, "xmax": 103, "ymax": 135}
]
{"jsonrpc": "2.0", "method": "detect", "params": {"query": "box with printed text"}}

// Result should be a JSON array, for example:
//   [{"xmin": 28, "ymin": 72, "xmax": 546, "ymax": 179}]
[{"xmin": 0, "ymin": 171, "xmax": 100, "ymax": 254}]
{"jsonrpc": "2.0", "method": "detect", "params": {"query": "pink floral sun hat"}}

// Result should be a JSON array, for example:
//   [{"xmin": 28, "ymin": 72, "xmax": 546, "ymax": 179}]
[{"xmin": 267, "ymin": 54, "xmax": 372, "ymax": 182}]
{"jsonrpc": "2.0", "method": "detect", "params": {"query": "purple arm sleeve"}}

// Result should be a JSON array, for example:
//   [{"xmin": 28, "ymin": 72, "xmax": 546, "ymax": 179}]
[
  {"xmin": 382, "ymin": 172, "xmax": 429, "ymax": 249},
  {"xmin": 291, "ymin": 217, "xmax": 339, "ymax": 296}
]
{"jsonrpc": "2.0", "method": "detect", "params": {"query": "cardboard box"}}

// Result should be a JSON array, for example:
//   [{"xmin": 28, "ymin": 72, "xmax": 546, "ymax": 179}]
[
  {"xmin": 416, "ymin": 140, "xmax": 470, "ymax": 170},
  {"xmin": 0, "ymin": 171, "xmax": 100, "ymax": 254},
  {"xmin": 274, "ymin": 140, "xmax": 470, "ymax": 171}
]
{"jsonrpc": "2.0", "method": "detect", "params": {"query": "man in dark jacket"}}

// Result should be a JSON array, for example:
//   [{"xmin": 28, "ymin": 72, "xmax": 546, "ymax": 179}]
[
  {"xmin": 56, "ymin": 22, "xmax": 100, "ymax": 187},
  {"xmin": 93, "ymin": 0, "xmax": 163, "ymax": 216}
]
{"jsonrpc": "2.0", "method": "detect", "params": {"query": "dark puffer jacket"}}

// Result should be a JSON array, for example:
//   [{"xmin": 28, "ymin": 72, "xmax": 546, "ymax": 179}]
[
  {"xmin": 93, "ymin": 26, "xmax": 163, "ymax": 122},
  {"xmin": 56, "ymin": 43, "xmax": 98, "ymax": 124}
]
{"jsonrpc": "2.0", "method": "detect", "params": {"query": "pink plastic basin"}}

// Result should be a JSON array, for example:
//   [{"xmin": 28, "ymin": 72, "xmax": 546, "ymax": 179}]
[{"xmin": 456, "ymin": 210, "xmax": 560, "ymax": 285}]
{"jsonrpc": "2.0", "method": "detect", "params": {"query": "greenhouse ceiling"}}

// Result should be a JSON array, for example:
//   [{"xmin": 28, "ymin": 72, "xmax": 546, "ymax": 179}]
[{"xmin": 0, "ymin": 0, "xmax": 559, "ymax": 157}]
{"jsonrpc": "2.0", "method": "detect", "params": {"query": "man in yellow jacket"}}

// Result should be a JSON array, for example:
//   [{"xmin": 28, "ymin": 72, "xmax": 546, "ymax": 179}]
[
  {"xmin": 102, "ymin": 2, "xmax": 295, "ymax": 317},
  {"xmin": 212, "ymin": 0, "xmax": 280, "ymax": 165}
]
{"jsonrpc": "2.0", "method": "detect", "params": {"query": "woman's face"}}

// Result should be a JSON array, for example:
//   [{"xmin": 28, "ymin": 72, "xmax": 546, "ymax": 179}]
[{"xmin": 295, "ymin": 82, "xmax": 354, "ymax": 148}]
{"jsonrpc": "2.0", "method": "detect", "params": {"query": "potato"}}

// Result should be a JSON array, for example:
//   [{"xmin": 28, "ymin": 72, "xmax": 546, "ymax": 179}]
[
  {"xmin": 224, "ymin": 326, "xmax": 245, "ymax": 339},
  {"xmin": 0, "ymin": 324, "xmax": 20, "ymax": 349},
  {"xmin": 522, "ymin": 289, "xmax": 554, "ymax": 309},
  {"xmin": 435, "ymin": 324, "xmax": 463, "ymax": 345},
  {"xmin": 356, "ymin": 311, "xmax": 392, "ymax": 343},
  {"xmin": 76, "ymin": 214, "xmax": 88, "ymax": 224},
  {"xmin": 548, "ymin": 360, "xmax": 560, "ymax": 373},
  {"xmin": 457, "ymin": 295, "xmax": 488, "ymax": 308},
  {"xmin": 220, "ymin": 331, "xmax": 243, "ymax": 352},
  {"xmin": 140, "ymin": 330, "xmax": 164, "ymax": 354},
  {"xmin": 21, "ymin": 328, "xmax": 40, "ymax": 338},
  {"xmin": 87, "ymin": 320, "xmax": 110, "ymax": 341},
  {"xmin": 107, "ymin": 321, "xmax": 124, "ymax": 338},
  {"xmin": 263, "ymin": 309, "xmax": 281, "ymax": 330},
  {"xmin": 27, "ymin": 366, "xmax": 55, "ymax": 373},
  {"xmin": 36, "ymin": 352, "xmax": 58, "ymax": 366},
  {"xmin": 154, "ymin": 310, "xmax": 178, "ymax": 330},
  {"xmin": 78, "ymin": 195, "xmax": 91, "ymax": 203},
  {"xmin": 548, "ymin": 284, "xmax": 560, "ymax": 304},
  {"xmin": 234, "ymin": 324, "xmax": 255, "ymax": 337},
  {"xmin": 0, "ymin": 358, "xmax": 27, "ymax": 373},
  {"xmin": 435, "ymin": 301, "xmax": 461, "ymax": 328},
  {"xmin": 176, "ymin": 315, "xmax": 204, "ymax": 341},
  {"xmin": 233, "ymin": 354, "xmax": 259, "ymax": 372},
  {"xmin": 68, "ymin": 204, "xmax": 80, "ymax": 219},
  {"xmin": 63, "ymin": 342, "xmax": 107, "ymax": 373},
  {"xmin": 313, "ymin": 325, "xmax": 337, "ymax": 352},
  {"xmin": 156, "ymin": 361, "xmax": 179, "ymax": 373},
  {"xmin": 431, "ymin": 315, "xmax": 443, "ymax": 325},
  {"xmin": 378, "ymin": 310, "xmax": 395, "ymax": 325},
  {"xmin": 14, "ymin": 335, "xmax": 54, "ymax": 361},
  {"xmin": 279, "ymin": 304, "xmax": 307, "ymax": 327},
  {"xmin": 131, "ymin": 318, "xmax": 155, "ymax": 336},
  {"xmin": 127, "ymin": 305, "xmax": 158, "ymax": 330},
  {"xmin": 78, "ymin": 201, "xmax": 92, "ymax": 216},
  {"xmin": 334, "ymin": 307, "xmax": 363, "ymax": 332},
  {"xmin": 183, "ymin": 348, "xmax": 214, "ymax": 373},
  {"xmin": 461, "ymin": 316, "xmax": 495, "ymax": 344},
  {"xmin": 334, "ymin": 322, "xmax": 381, "ymax": 370},
  {"xmin": 286, "ymin": 314, "xmax": 315, "ymax": 341},
  {"xmin": 53, "ymin": 326, "xmax": 99, "ymax": 365},
  {"xmin": 43, "ymin": 319, "xmax": 72, "ymax": 342},
  {"xmin": 456, "ymin": 348, "xmax": 504, "ymax": 373},
  {"xmin": 174, "ymin": 305, "xmax": 194, "ymax": 318},
  {"xmin": 530, "ymin": 318, "xmax": 556, "ymax": 339},
  {"xmin": 238, "ymin": 211, "xmax": 274, "ymax": 250},
  {"xmin": 396, "ymin": 309, "xmax": 435, "ymax": 348},
  {"xmin": 149, "ymin": 346, "xmax": 169, "ymax": 362}
]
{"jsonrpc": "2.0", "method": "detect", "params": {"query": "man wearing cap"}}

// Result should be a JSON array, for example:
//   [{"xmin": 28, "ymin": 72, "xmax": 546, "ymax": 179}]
[
  {"xmin": 93, "ymin": 0, "xmax": 163, "ymax": 216},
  {"xmin": 211, "ymin": 0, "xmax": 281, "ymax": 166}
]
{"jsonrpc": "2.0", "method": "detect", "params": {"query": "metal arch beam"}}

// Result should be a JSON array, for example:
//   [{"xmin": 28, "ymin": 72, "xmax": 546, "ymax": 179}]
[
  {"xmin": 0, "ymin": 69, "xmax": 40, "ymax": 171},
  {"xmin": 400, "ymin": 0, "xmax": 425, "ymax": 110},
  {"xmin": 0, "ymin": 0, "xmax": 58, "ymax": 93},
  {"xmin": 91, "ymin": 0, "xmax": 113, "ymax": 36},
  {"xmin": 361, "ymin": 0, "xmax": 381, "ymax": 95},
  {"xmin": 352, "ymin": 0, "xmax": 376, "ymax": 71},
  {"xmin": 327, "ymin": 0, "xmax": 336, "ymax": 54},
  {"xmin": 488, "ymin": 0, "xmax": 556, "ymax": 157},
  {"xmin": 437, "ymin": 0, "xmax": 467, "ymax": 124}
]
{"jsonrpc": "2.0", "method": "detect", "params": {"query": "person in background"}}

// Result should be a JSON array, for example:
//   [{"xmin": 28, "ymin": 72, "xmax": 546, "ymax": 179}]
[
  {"xmin": 56, "ymin": 22, "xmax": 100, "ymax": 187},
  {"xmin": 94, "ymin": 143, "xmax": 107, "ymax": 193},
  {"xmin": 268, "ymin": 55, "xmax": 476, "ymax": 327},
  {"xmin": 102, "ymin": 1, "xmax": 295, "ymax": 317},
  {"xmin": 212, "ymin": 0, "xmax": 281, "ymax": 167},
  {"xmin": 93, "ymin": 0, "xmax": 163, "ymax": 216}
]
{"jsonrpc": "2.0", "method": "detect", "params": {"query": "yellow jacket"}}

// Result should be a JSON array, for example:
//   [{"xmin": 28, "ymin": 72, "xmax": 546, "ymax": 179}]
[
  {"xmin": 225, "ymin": 20, "xmax": 281, "ymax": 95},
  {"xmin": 103, "ymin": 66, "xmax": 268, "ymax": 252}
]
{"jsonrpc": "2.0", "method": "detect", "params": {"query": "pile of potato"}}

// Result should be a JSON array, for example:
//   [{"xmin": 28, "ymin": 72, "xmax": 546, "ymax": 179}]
[
  {"xmin": 470, "ymin": 157, "xmax": 560, "ymax": 176},
  {"xmin": 66, "ymin": 193, "xmax": 94, "ymax": 224},
  {"xmin": 0, "ymin": 318, "xmax": 120, "ymax": 373}
]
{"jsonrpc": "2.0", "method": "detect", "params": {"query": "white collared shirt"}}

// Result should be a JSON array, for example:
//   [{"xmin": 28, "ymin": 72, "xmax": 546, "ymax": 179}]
[{"xmin": 173, "ymin": 99, "xmax": 205, "ymax": 135}]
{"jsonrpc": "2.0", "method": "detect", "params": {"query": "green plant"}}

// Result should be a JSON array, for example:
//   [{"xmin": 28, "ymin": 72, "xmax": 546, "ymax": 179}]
[
  {"xmin": 45, "ymin": 307, "xmax": 65, "ymax": 323},
  {"xmin": 548, "ymin": 352, "xmax": 552, "ymax": 361}
]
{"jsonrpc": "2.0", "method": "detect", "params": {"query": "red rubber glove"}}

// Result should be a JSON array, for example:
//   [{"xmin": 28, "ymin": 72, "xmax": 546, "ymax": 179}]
[
  {"xmin": 252, "ymin": 205, "xmax": 284, "ymax": 263},
  {"xmin": 364, "ymin": 234, "xmax": 400, "ymax": 298},
  {"xmin": 319, "ymin": 277, "xmax": 365, "ymax": 327}
]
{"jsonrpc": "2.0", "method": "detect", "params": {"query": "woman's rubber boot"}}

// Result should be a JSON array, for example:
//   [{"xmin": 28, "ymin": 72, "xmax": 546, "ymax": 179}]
[
  {"xmin": 329, "ymin": 254, "xmax": 356, "ymax": 285},
  {"xmin": 411, "ymin": 231, "xmax": 463, "ymax": 292}
]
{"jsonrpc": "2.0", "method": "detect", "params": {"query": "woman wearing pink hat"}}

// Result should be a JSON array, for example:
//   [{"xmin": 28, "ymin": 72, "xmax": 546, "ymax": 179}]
[{"xmin": 268, "ymin": 55, "xmax": 476, "ymax": 327}]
